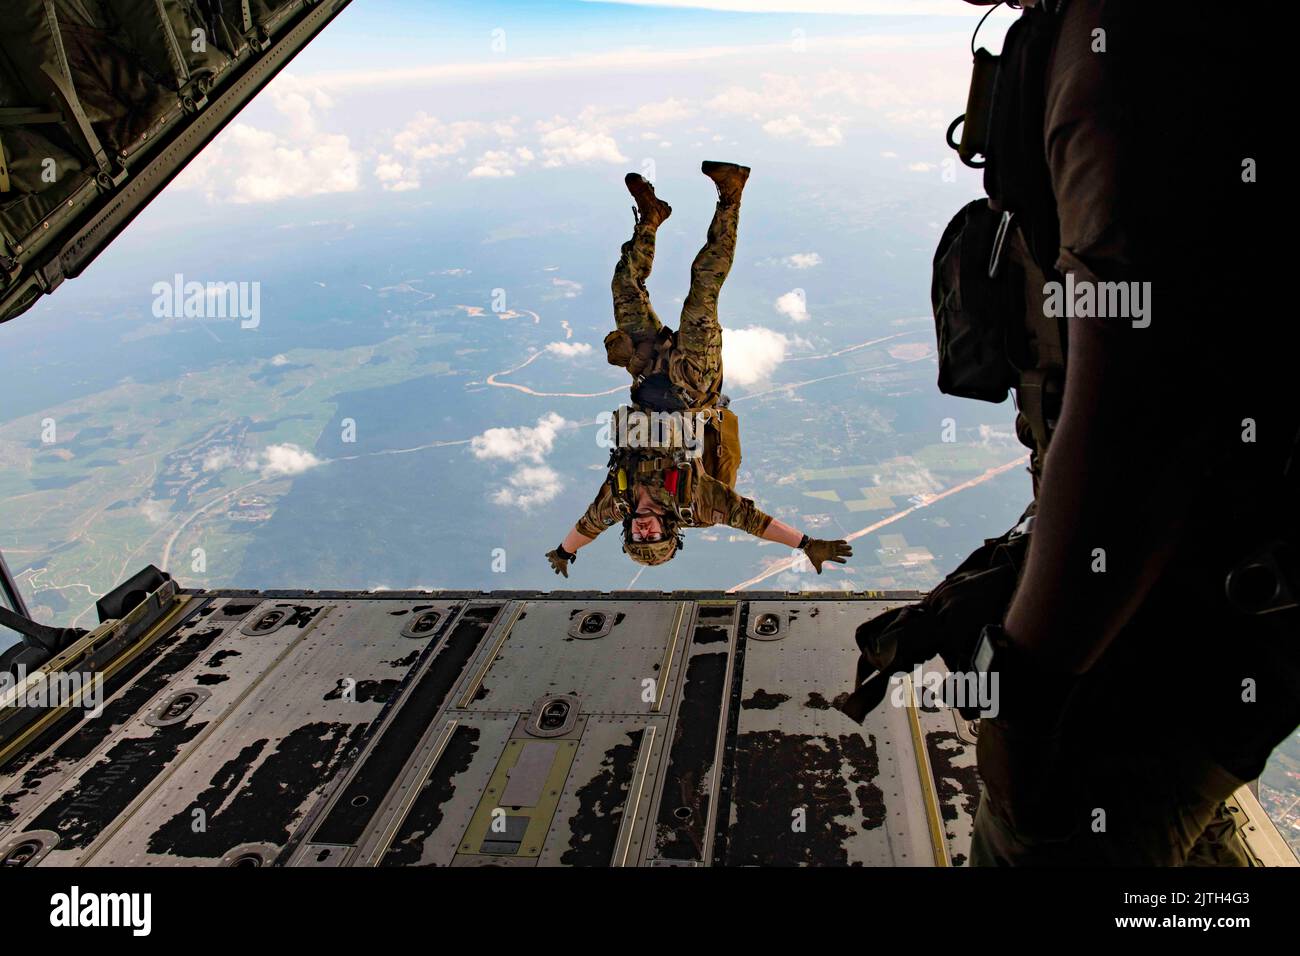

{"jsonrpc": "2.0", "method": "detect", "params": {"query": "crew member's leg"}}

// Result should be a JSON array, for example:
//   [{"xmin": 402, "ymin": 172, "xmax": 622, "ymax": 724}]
[
  {"xmin": 1183, "ymin": 802, "xmax": 1252, "ymax": 867},
  {"xmin": 611, "ymin": 173, "xmax": 671, "ymax": 338},
  {"xmin": 969, "ymin": 738, "xmax": 1245, "ymax": 867},
  {"xmin": 674, "ymin": 162, "xmax": 749, "ymax": 401}
]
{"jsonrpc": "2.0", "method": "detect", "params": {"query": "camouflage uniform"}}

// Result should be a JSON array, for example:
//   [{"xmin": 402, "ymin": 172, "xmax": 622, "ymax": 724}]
[
  {"xmin": 574, "ymin": 442, "xmax": 770, "ymax": 543},
  {"xmin": 582, "ymin": 196, "xmax": 751, "ymax": 545},
  {"xmin": 610, "ymin": 200, "xmax": 738, "ymax": 409}
]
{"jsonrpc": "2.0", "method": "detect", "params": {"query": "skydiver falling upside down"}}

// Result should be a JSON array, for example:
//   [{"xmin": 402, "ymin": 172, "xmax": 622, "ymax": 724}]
[{"xmin": 545, "ymin": 162, "xmax": 852, "ymax": 577}]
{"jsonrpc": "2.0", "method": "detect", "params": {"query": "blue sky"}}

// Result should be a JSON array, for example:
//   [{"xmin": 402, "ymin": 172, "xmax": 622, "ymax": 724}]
[
  {"xmin": 4, "ymin": 0, "xmax": 1013, "ymax": 416},
  {"xmin": 152, "ymin": 0, "xmax": 1005, "ymax": 211},
  {"xmin": 3, "ymin": 0, "xmax": 1013, "ymax": 382},
  {"xmin": 304, "ymin": 0, "xmax": 992, "ymax": 72}
]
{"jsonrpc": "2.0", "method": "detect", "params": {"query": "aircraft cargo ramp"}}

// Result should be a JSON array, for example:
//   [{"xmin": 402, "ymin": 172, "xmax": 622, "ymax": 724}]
[{"xmin": 0, "ymin": 574, "xmax": 1291, "ymax": 867}]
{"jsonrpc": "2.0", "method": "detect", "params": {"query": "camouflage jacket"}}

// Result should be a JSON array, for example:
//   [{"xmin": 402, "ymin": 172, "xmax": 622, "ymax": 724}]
[{"xmin": 575, "ymin": 456, "xmax": 772, "ymax": 541}]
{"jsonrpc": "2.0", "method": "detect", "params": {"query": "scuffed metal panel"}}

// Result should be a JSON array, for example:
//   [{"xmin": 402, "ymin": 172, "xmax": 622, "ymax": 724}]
[
  {"xmin": 0, "ymin": 598, "xmax": 218, "ymax": 832},
  {"xmin": 537, "ymin": 715, "xmax": 667, "ymax": 867},
  {"xmin": 55, "ymin": 600, "xmax": 332, "ymax": 864},
  {"xmin": 376, "ymin": 716, "xmax": 515, "ymax": 868},
  {"xmin": 1, "ymin": 590, "xmax": 1003, "ymax": 867},
  {"xmin": 455, "ymin": 736, "xmax": 579, "ymax": 861},
  {"xmin": 79, "ymin": 599, "xmax": 445, "ymax": 864},
  {"xmin": 0, "ymin": 597, "xmax": 295, "ymax": 855},
  {"xmin": 715, "ymin": 600, "xmax": 935, "ymax": 866},
  {"xmin": 645, "ymin": 602, "xmax": 735, "ymax": 865},
  {"xmin": 460, "ymin": 600, "xmax": 687, "ymax": 716},
  {"xmin": 305, "ymin": 602, "xmax": 496, "ymax": 849},
  {"xmin": 917, "ymin": 704, "xmax": 980, "ymax": 867}
]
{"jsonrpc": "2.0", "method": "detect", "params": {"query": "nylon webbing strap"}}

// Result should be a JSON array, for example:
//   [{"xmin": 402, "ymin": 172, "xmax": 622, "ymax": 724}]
[
  {"xmin": 152, "ymin": 0, "xmax": 192, "ymax": 87},
  {"xmin": 1013, "ymin": 226, "xmax": 1065, "ymax": 453},
  {"xmin": 0, "ymin": 135, "xmax": 9, "ymax": 193},
  {"xmin": 40, "ymin": 0, "xmax": 110, "ymax": 172},
  {"xmin": 0, "ymin": 107, "xmax": 62, "ymax": 127},
  {"xmin": 1017, "ymin": 368, "xmax": 1051, "ymax": 454}
]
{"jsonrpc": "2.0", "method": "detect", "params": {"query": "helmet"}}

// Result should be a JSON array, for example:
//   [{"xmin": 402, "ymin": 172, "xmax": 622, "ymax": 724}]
[
  {"xmin": 622, "ymin": 516, "xmax": 682, "ymax": 566},
  {"xmin": 623, "ymin": 535, "xmax": 680, "ymax": 566}
]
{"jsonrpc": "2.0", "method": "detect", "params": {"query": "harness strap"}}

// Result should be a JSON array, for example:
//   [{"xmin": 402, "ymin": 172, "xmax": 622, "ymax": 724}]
[{"xmin": 1016, "ymin": 368, "xmax": 1051, "ymax": 455}]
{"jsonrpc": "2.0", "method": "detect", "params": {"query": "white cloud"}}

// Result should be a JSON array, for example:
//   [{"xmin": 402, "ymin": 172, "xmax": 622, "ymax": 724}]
[
  {"xmin": 468, "ymin": 146, "xmax": 535, "ymax": 179},
  {"xmin": 174, "ymin": 75, "xmax": 359, "ymax": 203},
  {"xmin": 722, "ymin": 326, "xmax": 790, "ymax": 386},
  {"xmin": 907, "ymin": 161, "xmax": 938, "ymax": 172},
  {"xmin": 707, "ymin": 75, "xmax": 855, "ymax": 145},
  {"xmin": 471, "ymin": 412, "xmax": 566, "ymax": 464},
  {"xmin": 536, "ymin": 120, "xmax": 628, "ymax": 167},
  {"xmin": 375, "ymin": 113, "xmax": 512, "ymax": 190},
  {"xmin": 618, "ymin": 97, "xmax": 697, "ymax": 130},
  {"xmin": 547, "ymin": 341, "xmax": 593, "ymax": 358},
  {"xmin": 375, "ymin": 159, "xmax": 417, "ymax": 191},
  {"xmin": 762, "ymin": 114, "xmax": 843, "ymax": 147},
  {"xmin": 551, "ymin": 278, "xmax": 583, "ymax": 298},
  {"xmin": 784, "ymin": 253, "xmax": 822, "ymax": 269},
  {"xmin": 202, "ymin": 447, "xmax": 252, "ymax": 472},
  {"xmin": 202, "ymin": 443, "xmax": 322, "ymax": 477},
  {"xmin": 472, "ymin": 414, "xmax": 572, "ymax": 509},
  {"xmin": 491, "ymin": 465, "xmax": 563, "ymax": 510},
  {"xmin": 775, "ymin": 289, "xmax": 811, "ymax": 323},
  {"xmin": 518, "ymin": 100, "xmax": 692, "ymax": 173},
  {"xmin": 270, "ymin": 354, "xmax": 290, "ymax": 366},
  {"xmin": 260, "ymin": 443, "xmax": 323, "ymax": 477},
  {"xmin": 705, "ymin": 65, "xmax": 964, "ymax": 145},
  {"xmin": 140, "ymin": 499, "xmax": 169, "ymax": 526}
]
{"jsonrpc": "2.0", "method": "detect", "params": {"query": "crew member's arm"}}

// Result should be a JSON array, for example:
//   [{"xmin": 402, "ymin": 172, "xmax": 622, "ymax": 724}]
[
  {"xmin": 701, "ymin": 476, "xmax": 852, "ymax": 573},
  {"xmin": 547, "ymin": 484, "xmax": 619, "ymax": 577},
  {"xmin": 1003, "ymin": 304, "xmax": 1195, "ymax": 673},
  {"xmin": 1002, "ymin": 4, "xmax": 1203, "ymax": 675}
]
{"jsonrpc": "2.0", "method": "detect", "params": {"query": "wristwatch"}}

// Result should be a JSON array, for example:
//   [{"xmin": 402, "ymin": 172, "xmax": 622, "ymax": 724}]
[{"xmin": 971, "ymin": 623, "xmax": 1015, "ymax": 680}]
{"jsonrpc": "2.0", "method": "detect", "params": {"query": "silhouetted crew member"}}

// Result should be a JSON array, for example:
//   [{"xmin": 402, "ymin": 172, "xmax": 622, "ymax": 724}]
[
  {"xmin": 846, "ymin": 0, "xmax": 1294, "ymax": 865},
  {"xmin": 546, "ymin": 163, "xmax": 851, "ymax": 575}
]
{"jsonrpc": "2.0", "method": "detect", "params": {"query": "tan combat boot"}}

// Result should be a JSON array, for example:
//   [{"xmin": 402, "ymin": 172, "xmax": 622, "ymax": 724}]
[
  {"xmin": 625, "ymin": 173, "xmax": 672, "ymax": 229},
  {"xmin": 701, "ymin": 161, "xmax": 750, "ymax": 206}
]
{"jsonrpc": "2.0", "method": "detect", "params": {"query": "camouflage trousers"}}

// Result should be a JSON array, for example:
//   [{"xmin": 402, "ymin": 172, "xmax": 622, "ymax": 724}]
[
  {"xmin": 969, "ymin": 743, "xmax": 1250, "ymax": 867},
  {"xmin": 610, "ymin": 200, "xmax": 739, "ymax": 398}
]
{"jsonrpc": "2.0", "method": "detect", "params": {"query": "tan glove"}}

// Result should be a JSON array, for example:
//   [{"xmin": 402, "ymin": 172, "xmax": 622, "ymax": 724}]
[
  {"xmin": 546, "ymin": 546, "xmax": 574, "ymax": 578},
  {"xmin": 803, "ymin": 538, "xmax": 852, "ymax": 573}
]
